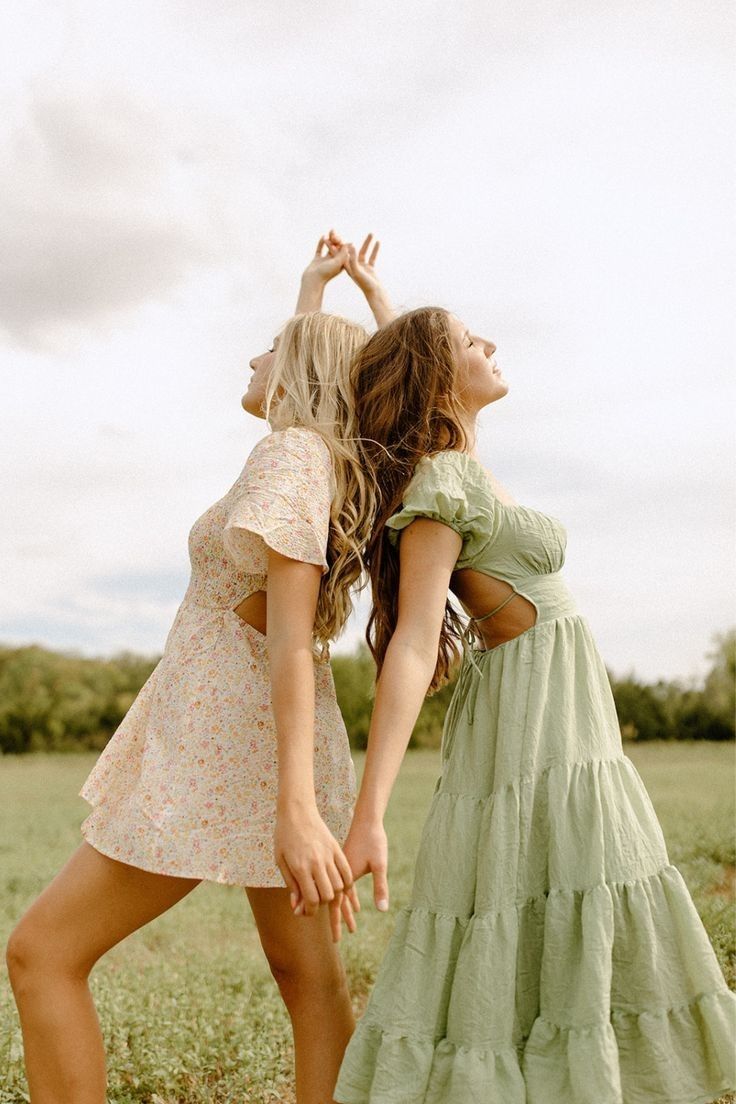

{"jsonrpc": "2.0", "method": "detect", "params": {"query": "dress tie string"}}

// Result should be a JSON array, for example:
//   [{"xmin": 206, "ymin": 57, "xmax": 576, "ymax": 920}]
[{"xmin": 452, "ymin": 585, "xmax": 521, "ymax": 728}]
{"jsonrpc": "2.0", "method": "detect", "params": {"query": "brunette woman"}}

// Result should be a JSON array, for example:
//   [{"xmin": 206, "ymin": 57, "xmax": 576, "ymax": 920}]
[{"xmin": 331, "ymin": 298, "xmax": 736, "ymax": 1104}]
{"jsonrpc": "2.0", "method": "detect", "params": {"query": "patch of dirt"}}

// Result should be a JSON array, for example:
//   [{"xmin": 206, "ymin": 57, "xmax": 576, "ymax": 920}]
[{"xmin": 707, "ymin": 863, "xmax": 736, "ymax": 900}]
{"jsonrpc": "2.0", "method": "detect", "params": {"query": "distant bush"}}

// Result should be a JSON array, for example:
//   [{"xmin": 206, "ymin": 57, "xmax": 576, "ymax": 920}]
[
  {"xmin": 0, "ymin": 630, "xmax": 733, "ymax": 754},
  {"xmin": 0, "ymin": 645, "xmax": 158, "ymax": 754},
  {"xmin": 609, "ymin": 630, "xmax": 735, "ymax": 743}
]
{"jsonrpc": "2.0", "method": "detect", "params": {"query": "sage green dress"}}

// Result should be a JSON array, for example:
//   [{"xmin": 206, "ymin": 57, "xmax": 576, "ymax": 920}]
[{"xmin": 335, "ymin": 451, "xmax": 736, "ymax": 1104}]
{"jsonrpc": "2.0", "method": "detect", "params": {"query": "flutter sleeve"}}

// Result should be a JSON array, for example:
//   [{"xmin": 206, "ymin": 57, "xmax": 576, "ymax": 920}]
[
  {"xmin": 223, "ymin": 427, "xmax": 333, "ymax": 573},
  {"xmin": 384, "ymin": 451, "xmax": 491, "ymax": 565}
]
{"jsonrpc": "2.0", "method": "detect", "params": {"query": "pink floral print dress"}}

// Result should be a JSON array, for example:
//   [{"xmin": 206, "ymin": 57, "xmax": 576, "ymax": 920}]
[{"xmin": 79, "ymin": 426, "xmax": 357, "ymax": 886}]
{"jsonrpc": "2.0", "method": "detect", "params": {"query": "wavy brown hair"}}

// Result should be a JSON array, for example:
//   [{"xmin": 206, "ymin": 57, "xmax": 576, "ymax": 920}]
[
  {"xmin": 351, "ymin": 306, "xmax": 470, "ymax": 692},
  {"xmin": 264, "ymin": 311, "xmax": 376, "ymax": 659}
]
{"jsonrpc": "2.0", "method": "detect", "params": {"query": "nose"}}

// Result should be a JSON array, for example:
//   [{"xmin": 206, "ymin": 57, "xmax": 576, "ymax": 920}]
[{"xmin": 486, "ymin": 340, "xmax": 497, "ymax": 357}]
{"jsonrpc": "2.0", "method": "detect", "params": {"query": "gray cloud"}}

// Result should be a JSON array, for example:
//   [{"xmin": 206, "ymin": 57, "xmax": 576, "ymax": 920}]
[{"xmin": 0, "ymin": 87, "xmax": 248, "ymax": 342}]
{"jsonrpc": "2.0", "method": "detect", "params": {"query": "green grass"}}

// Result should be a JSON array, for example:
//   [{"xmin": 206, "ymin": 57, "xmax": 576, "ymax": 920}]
[{"xmin": 0, "ymin": 744, "xmax": 734, "ymax": 1103}]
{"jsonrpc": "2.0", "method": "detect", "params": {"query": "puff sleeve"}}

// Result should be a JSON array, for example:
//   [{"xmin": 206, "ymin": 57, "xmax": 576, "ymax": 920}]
[
  {"xmin": 223, "ymin": 427, "xmax": 334, "ymax": 573},
  {"xmin": 384, "ymin": 451, "xmax": 492, "ymax": 566}
]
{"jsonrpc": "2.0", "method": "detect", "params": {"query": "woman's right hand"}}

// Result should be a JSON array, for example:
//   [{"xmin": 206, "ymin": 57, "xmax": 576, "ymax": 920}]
[
  {"xmin": 342, "ymin": 815, "xmax": 390, "ymax": 913},
  {"xmin": 275, "ymin": 803, "xmax": 360, "ymax": 933}
]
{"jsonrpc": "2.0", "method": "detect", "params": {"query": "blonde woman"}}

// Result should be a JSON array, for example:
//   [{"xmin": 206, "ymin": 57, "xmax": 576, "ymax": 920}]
[{"xmin": 6, "ymin": 237, "xmax": 375, "ymax": 1104}]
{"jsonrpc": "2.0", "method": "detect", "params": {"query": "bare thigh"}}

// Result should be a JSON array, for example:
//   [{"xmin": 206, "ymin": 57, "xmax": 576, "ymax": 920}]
[{"xmin": 10, "ymin": 842, "xmax": 200, "ymax": 974}]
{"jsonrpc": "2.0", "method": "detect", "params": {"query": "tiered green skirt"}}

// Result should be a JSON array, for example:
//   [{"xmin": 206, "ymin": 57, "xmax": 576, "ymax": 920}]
[{"xmin": 334, "ymin": 615, "xmax": 736, "ymax": 1104}]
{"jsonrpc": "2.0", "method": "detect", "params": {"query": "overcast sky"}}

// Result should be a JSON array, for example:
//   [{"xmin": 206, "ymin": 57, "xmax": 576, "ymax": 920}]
[{"xmin": 1, "ymin": 0, "xmax": 734, "ymax": 683}]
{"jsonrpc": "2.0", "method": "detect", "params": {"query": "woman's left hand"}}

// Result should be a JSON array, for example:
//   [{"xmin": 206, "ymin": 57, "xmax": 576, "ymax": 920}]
[{"xmin": 328, "ymin": 231, "xmax": 395, "ymax": 326}]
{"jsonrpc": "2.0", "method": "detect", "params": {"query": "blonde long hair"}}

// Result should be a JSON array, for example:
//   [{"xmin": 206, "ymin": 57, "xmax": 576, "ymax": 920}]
[{"xmin": 263, "ymin": 311, "xmax": 376, "ymax": 654}]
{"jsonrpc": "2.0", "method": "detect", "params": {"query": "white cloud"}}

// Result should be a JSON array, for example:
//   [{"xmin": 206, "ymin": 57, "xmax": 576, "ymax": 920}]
[{"xmin": 0, "ymin": 0, "xmax": 733, "ymax": 682}]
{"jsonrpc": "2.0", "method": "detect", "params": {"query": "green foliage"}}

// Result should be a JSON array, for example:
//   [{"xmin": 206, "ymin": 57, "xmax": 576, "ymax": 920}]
[
  {"xmin": 331, "ymin": 643, "xmax": 458, "ymax": 750},
  {"xmin": 703, "ymin": 629, "xmax": 736, "ymax": 730},
  {"xmin": 607, "ymin": 677, "xmax": 669, "ymax": 743},
  {"xmin": 331, "ymin": 645, "xmax": 375, "ymax": 750},
  {"xmin": 609, "ymin": 632, "xmax": 736, "ymax": 743},
  {"xmin": 0, "ymin": 746, "xmax": 733, "ymax": 1102},
  {"xmin": 0, "ymin": 645, "xmax": 159, "ymax": 755},
  {"xmin": 0, "ymin": 631, "xmax": 733, "ymax": 755}
]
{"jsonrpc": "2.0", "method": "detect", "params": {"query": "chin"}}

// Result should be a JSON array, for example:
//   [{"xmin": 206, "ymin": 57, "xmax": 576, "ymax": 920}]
[
  {"xmin": 242, "ymin": 395, "xmax": 267, "ymax": 419},
  {"xmin": 486, "ymin": 383, "xmax": 508, "ymax": 405}
]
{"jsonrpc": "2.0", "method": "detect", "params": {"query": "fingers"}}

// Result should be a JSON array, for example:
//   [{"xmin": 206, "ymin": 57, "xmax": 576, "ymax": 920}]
[
  {"xmin": 373, "ymin": 867, "xmax": 390, "ymax": 913},
  {"xmin": 344, "ymin": 242, "xmax": 358, "ymax": 276},
  {"xmin": 333, "ymin": 850, "xmax": 354, "ymax": 893},
  {"xmin": 340, "ymin": 891, "xmax": 357, "ymax": 935},
  {"xmin": 358, "ymin": 233, "xmax": 373, "ymax": 263},
  {"xmin": 316, "ymin": 231, "xmax": 345, "ymax": 259},
  {"xmin": 295, "ymin": 867, "xmax": 322, "ymax": 917},
  {"xmin": 328, "ymin": 893, "xmax": 343, "ymax": 942},
  {"xmin": 346, "ymin": 880, "xmax": 361, "ymax": 915},
  {"xmin": 313, "ymin": 864, "xmax": 338, "ymax": 908},
  {"xmin": 325, "ymin": 228, "xmax": 345, "ymax": 257},
  {"xmin": 333, "ymin": 850, "xmax": 360, "ymax": 914},
  {"xmin": 322, "ymin": 230, "xmax": 380, "ymax": 269},
  {"xmin": 292, "ymin": 858, "xmax": 345, "ymax": 917},
  {"xmin": 277, "ymin": 859, "xmax": 301, "ymax": 911},
  {"xmin": 326, "ymin": 888, "xmax": 360, "ymax": 942},
  {"xmin": 327, "ymin": 859, "xmax": 348, "ymax": 900}
]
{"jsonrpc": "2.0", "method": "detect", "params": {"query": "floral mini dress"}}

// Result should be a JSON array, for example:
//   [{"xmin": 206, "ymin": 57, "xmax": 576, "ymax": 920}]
[{"xmin": 79, "ymin": 427, "xmax": 357, "ymax": 886}]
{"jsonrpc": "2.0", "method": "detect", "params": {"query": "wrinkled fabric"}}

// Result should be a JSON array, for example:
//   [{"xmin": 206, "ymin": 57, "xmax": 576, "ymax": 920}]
[
  {"xmin": 80, "ymin": 427, "xmax": 356, "ymax": 886},
  {"xmin": 335, "ymin": 450, "xmax": 736, "ymax": 1104}
]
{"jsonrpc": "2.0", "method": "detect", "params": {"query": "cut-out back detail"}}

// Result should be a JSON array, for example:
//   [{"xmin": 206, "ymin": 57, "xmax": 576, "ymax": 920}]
[
  {"xmin": 231, "ymin": 589, "xmax": 267, "ymax": 636},
  {"xmin": 453, "ymin": 570, "xmax": 538, "ymax": 652}
]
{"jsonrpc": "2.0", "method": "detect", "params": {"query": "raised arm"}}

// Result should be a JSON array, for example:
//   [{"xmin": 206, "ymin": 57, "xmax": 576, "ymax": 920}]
[
  {"xmin": 295, "ymin": 232, "xmax": 349, "ymax": 314},
  {"xmin": 326, "ymin": 230, "xmax": 397, "ymax": 327},
  {"xmin": 342, "ymin": 518, "xmax": 462, "ymax": 912}
]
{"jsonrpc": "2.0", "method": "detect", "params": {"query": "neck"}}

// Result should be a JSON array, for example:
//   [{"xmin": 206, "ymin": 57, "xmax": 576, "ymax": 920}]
[{"xmin": 458, "ymin": 412, "xmax": 477, "ymax": 454}]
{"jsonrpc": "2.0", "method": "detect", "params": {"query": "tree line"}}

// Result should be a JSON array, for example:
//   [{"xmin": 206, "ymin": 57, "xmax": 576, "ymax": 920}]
[{"xmin": 0, "ymin": 631, "xmax": 733, "ymax": 755}]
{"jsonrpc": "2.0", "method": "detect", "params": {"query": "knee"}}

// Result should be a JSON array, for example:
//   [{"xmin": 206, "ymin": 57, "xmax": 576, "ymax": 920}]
[
  {"xmin": 5, "ymin": 916, "xmax": 86, "ymax": 997},
  {"xmin": 265, "ymin": 946, "xmax": 348, "ymax": 1007},
  {"xmin": 5, "ymin": 921, "xmax": 39, "ymax": 994}
]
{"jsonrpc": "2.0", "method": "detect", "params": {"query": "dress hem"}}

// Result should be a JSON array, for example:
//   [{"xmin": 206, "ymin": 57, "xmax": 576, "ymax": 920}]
[
  {"xmin": 79, "ymin": 789, "xmax": 355, "ymax": 888},
  {"xmin": 334, "ymin": 986, "xmax": 736, "ymax": 1104},
  {"xmin": 80, "ymin": 825, "xmax": 289, "ymax": 888}
]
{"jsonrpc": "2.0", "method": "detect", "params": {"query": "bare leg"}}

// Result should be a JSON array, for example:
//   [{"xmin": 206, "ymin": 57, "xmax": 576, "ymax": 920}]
[
  {"xmin": 5, "ymin": 842, "xmax": 200, "ymax": 1104},
  {"xmin": 246, "ymin": 886, "xmax": 355, "ymax": 1104}
]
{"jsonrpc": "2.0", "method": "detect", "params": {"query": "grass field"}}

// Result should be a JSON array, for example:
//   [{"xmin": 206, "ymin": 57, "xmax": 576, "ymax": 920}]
[{"xmin": 1, "ymin": 743, "xmax": 734, "ymax": 1103}]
